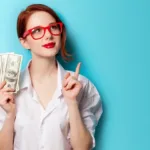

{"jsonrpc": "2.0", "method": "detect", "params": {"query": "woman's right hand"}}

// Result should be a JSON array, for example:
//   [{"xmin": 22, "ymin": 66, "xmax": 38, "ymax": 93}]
[{"xmin": 0, "ymin": 81, "xmax": 16, "ymax": 116}]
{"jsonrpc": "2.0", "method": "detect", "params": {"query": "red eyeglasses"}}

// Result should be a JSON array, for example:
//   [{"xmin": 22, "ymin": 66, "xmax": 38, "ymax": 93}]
[{"xmin": 23, "ymin": 22, "xmax": 63, "ymax": 40}]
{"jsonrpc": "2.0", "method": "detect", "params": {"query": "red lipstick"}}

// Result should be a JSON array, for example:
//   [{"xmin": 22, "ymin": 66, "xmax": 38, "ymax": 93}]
[{"xmin": 42, "ymin": 42, "xmax": 55, "ymax": 49}]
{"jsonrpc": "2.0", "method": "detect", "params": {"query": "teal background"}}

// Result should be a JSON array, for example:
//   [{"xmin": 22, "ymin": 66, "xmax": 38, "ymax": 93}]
[{"xmin": 0, "ymin": 0, "xmax": 150, "ymax": 150}]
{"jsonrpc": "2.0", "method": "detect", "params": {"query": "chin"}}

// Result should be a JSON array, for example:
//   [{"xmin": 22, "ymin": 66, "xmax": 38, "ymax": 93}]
[
  {"xmin": 32, "ymin": 46, "xmax": 60, "ymax": 58},
  {"xmin": 40, "ymin": 49, "xmax": 59, "ymax": 58}
]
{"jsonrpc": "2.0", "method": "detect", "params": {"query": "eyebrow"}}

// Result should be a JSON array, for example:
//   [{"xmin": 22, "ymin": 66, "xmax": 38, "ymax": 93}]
[
  {"xmin": 33, "ymin": 22, "xmax": 57, "ymax": 28},
  {"xmin": 27, "ymin": 22, "xmax": 57, "ymax": 31},
  {"xmin": 49, "ymin": 22, "xmax": 57, "ymax": 25}
]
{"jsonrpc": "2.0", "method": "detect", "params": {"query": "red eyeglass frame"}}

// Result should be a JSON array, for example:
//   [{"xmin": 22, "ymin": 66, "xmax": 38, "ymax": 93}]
[{"xmin": 23, "ymin": 22, "xmax": 63, "ymax": 40}]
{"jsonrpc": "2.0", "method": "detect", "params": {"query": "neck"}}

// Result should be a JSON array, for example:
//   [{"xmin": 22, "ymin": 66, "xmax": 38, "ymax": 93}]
[{"xmin": 29, "ymin": 56, "xmax": 57, "ymax": 83}]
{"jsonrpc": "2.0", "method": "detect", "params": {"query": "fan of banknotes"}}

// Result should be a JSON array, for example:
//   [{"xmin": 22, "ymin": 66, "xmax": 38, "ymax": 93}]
[{"xmin": 0, "ymin": 53, "xmax": 23, "ymax": 93}]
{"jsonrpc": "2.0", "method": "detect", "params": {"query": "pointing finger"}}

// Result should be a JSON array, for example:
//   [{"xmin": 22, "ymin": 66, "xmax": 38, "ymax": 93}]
[{"xmin": 74, "ymin": 62, "xmax": 81, "ymax": 79}]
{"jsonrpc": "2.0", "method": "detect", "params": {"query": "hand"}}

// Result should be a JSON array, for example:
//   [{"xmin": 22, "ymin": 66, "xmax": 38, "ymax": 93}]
[
  {"xmin": 0, "ymin": 81, "xmax": 16, "ymax": 115},
  {"xmin": 62, "ymin": 62, "xmax": 82, "ymax": 104}
]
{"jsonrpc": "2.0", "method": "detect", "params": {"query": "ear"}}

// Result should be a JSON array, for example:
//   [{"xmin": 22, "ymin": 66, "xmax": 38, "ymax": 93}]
[{"xmin": 19, "ymin": 37, "xmax": 30, "ymax": 49}]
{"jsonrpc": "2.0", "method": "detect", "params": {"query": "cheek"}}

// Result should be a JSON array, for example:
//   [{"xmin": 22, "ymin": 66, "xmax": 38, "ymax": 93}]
[
  {"xmin": 27, "ymin": 37, "xmax": 42, "ymax": 50},
  {"xmin": 55, "ymin": 36, "xmax": 61, "ymax": 49}
]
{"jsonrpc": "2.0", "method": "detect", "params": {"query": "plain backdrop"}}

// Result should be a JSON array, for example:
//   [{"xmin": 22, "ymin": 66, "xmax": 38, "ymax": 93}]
[{"xmin": 0, "ymin": 0, "xmax": 150, "ymax": 150}]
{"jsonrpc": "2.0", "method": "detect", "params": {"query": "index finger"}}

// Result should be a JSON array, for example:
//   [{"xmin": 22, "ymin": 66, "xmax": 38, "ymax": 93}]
[
  {"xmin": 74, "ymin": 62, "xmax": 81, "ymax": 79},
  {"xmin": 0, "ymin": 81, "xmax": 6, "ymax": 90}
]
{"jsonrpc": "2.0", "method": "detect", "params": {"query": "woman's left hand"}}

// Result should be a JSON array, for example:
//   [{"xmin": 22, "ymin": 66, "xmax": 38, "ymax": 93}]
[{"xmin": 62, "ymin": 62, "xmax": 82, "ymax": 104}]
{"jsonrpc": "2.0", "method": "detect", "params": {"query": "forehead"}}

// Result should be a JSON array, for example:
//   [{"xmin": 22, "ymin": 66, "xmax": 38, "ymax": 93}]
[{"xmin": 26, "ymin": 11, "xmax": 56, "ymax": 29}]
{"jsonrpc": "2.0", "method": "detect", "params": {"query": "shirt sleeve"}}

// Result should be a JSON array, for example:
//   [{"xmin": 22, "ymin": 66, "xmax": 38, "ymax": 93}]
[
  {"xmin": 78, "ymin": 79, "xmax": 103, "ymax": 149},
  {"xmin": 0, "ymin": 106, "xmax": 6, "ymax": 131}
]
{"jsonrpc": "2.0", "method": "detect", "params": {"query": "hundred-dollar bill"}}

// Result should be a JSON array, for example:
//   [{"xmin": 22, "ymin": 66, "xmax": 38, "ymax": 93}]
[
  {"xmin": 3, "ymin": 53, "xmax": 22, "ymax": 93},
  {"xmin": 0, "ymin": 52, "xmax": 15, "ymax": 81}
]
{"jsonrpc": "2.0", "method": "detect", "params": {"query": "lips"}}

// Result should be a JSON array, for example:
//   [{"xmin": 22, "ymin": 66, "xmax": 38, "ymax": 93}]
[{"xmin": 42, "ymin": 42, "xmax": 55, "ymax": 48}]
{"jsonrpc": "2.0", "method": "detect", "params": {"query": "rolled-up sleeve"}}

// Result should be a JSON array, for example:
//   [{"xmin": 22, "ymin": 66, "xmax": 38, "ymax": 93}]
[{"xmin": 78, "ymin": 79, "xmax": 103, "ymax": 149}]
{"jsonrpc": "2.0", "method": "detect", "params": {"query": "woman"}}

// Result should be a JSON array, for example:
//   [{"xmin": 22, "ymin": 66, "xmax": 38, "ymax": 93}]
[{"xmin": 0, "ymin": 4, "xmax": 103, "ymax": 150}]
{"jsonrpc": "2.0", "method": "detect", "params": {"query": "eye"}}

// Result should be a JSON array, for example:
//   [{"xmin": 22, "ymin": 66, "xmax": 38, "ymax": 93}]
[
  {"xmin": 31, "ymin": 27, "xmax": 42, "ymax": 34},
  {"xmin": 51, "ymin": 24, "xmax": 59, "ymax": 30}
]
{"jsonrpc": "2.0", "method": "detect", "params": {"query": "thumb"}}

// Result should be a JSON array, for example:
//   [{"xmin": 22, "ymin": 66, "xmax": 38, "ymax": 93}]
[{"xmin": 64, "ymin": 72, "xmax": 70, "ymax": 79}]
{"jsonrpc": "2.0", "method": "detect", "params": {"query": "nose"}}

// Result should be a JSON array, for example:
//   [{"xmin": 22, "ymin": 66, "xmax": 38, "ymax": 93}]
[{"xmin": 44, "ymin": 28, "xmax": 52, "ymax": 39}]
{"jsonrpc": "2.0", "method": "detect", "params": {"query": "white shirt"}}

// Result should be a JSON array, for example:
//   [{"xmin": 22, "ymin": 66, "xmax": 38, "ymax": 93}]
[{"xmin": 0, "ymin": 59, "xmax": 103, "ymax": 150}]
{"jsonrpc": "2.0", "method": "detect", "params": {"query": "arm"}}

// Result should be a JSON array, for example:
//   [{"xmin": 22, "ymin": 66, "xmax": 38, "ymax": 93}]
[
  {"xmin": 68, "ymin": 100, "xmax": 93, "ymax": 150},
  {"xmin": 0, "ymin": 81, "xmax": 16, "ymax": 150},
  {"xmin": 62, "ymin": 65, "xmax": 102, "ymax": 149},
  {"xmin": 0, "ymin": 113, "xmax": 15, "ymax": 150}
]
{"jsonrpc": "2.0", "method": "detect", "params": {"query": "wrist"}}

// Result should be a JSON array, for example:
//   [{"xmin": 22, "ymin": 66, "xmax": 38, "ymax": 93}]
[
  {"xmin": 7, "ymin": 112, "xmax": 16, "ymax": 120},
  {"xmin": 66, "ymin": 99, "xmax": 78, "ymax": 107}
]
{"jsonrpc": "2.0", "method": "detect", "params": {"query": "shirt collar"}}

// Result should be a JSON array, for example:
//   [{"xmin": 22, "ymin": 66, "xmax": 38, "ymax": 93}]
[{"xmin": 19, "ymin": 59, "xmax": 66, "ymax": 92}]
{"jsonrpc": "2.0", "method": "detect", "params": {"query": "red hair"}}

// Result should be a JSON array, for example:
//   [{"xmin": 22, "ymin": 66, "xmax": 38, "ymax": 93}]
[{"xmin": 17, "ymin": 4, "xmax": 73, "ymax": 62}]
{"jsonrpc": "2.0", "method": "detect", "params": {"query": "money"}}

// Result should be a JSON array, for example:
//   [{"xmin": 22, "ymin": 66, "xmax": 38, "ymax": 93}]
[{"xmin": 0, "ymin": 53, "xmax": 23, "ymax": 93}]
